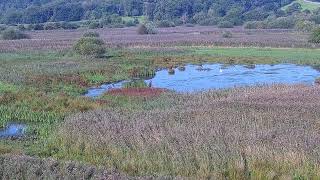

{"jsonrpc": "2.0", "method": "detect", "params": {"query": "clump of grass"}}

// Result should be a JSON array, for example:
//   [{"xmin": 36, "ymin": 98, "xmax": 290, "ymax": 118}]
[
  {"xmin": 122, "ymin": 80, "xmax": 148, "ymax": 88},
  {"xmin": 83, "ymin": 73, "xmax": 106, "ymax": 85},
  {"xmin": 0, "ymin": 155, "xmax": 127, "ymax": 179}
]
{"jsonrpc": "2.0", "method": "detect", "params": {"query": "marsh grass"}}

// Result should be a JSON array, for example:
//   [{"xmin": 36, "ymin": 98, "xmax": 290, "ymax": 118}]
[
  {"xmin": 46, "ymin": 84, "xmax": 320, "ymax": 178},
  {"xmin": 1, "ymin": 46, "xmax": 320, "ymax": 178}
]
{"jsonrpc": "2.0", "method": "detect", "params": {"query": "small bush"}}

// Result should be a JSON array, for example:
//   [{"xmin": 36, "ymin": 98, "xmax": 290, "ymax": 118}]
[
  {"xmin": 217, "ymin": 21, "xmax": 234, "ymax": 28},
  {"xmin": 83, "ymin": 32, "xmax": 100, "ymax": 38},
  {"xmin": 73, "ymin": 37, "xmax": 106, "ymax": 57},
  {"xmin": 222, "ymin": 31, "xmax": 233, "ymax": 38},
  {"xmin": 1, "ymin": 29, "xmax": 29, "ymax": 40},
  {"xmin": 309, "ymin": 28, "xmax": 320, "ymax": 43}
]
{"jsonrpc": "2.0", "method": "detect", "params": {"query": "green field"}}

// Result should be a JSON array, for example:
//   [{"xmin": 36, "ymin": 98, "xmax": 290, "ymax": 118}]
[{"xmin": 282, "ymin": 0, "xmax": 320, "ymax": 11}]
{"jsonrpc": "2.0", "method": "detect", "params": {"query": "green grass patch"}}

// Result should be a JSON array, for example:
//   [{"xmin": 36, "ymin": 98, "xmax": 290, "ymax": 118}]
[{"xmin": 282, "ymin": 0, "xmax": 320, "ymax": 11}]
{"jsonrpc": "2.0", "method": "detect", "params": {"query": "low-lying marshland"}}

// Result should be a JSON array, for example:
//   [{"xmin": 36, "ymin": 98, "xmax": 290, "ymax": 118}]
[{"xmin": 1, "ymin": 28, "xmax": 320, "ymax": 179}]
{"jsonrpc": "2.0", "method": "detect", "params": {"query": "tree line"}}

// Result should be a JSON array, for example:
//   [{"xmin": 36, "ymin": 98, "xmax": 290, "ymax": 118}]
[{"xmin": 0, "ymin": 0, "xmax": 294, "ymax": 25}]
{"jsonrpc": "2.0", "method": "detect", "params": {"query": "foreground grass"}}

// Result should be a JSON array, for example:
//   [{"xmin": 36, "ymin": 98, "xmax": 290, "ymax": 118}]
[{"xmin": 46, "ymin": 84, "xmax": 320, "ymax": 178}]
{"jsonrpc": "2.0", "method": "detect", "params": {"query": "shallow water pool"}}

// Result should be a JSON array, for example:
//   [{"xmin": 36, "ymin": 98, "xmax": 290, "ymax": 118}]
[
  {"xmin": 0, "ymin": 123, "xmax": 26, "ymax": 138},
  {"xmin": 85, "ymin": 64, "xmax": 320, "ymax": 97}
]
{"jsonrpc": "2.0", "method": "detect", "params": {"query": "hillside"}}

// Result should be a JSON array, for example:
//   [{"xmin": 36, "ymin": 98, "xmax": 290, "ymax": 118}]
[{"xmin": 0, "ymin": 0, "xmax": 294, "ymax": 25}]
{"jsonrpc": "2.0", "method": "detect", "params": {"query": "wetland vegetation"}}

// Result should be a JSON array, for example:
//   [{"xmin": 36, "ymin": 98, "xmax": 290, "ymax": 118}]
[{"xmin": 1, "ymin": 1, "xmax": 320, "ymax": 179}]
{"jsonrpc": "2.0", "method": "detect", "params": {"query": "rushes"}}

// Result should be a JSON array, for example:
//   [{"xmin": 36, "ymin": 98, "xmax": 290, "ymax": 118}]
[{"xmin": 49, "ymin": 84, "xmax": 320, "ymax": 178}]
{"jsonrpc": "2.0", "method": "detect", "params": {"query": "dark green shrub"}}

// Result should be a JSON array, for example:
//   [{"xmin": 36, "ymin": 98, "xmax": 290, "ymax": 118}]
[
  {"xmin": 88, "ymin": 21, "xmax": 102, "ymax": 29},
  {"xmin": 73, "ymin": 37, "xmax": 106, "ymax": 57},
  {"xmin": 217, "ymin": 21, "xmax": 234, "ymax": 28},
  {"xmin": 1, "ymin": 29, "xmax": 29, "ymax": 40},
  {"xmin": 83, "ymin": 32, "xmax": 100, "ymax": 38},
  {"xmin": 309, "ymin": 28, "xmax": 320, "ymax": 43}
]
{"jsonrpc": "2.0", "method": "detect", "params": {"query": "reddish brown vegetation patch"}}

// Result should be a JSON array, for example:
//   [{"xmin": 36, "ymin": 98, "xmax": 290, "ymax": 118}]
[{"xmin": 106, "ymin": 87, "xmax": 167, "ymax": 97}]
